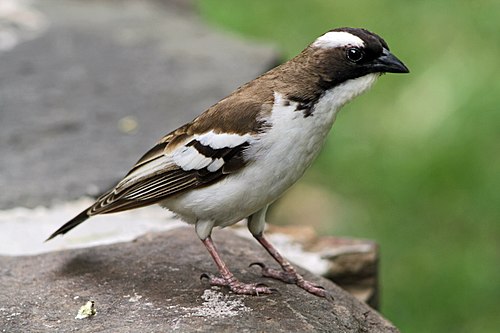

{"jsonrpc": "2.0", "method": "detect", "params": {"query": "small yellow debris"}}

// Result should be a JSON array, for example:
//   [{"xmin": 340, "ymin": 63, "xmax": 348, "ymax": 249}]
[{"xmin": 75, "ymin": 300, "xmax": 96, "ymax": 319}]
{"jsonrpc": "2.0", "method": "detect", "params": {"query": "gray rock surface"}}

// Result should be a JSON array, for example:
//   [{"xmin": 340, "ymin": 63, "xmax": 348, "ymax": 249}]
[
  {"xmin": 0, "ymin": 0, "xmax": 278, "ymax": 209},
  {"xmin": 0, "ymin": 227, "xmax": 398, "ymax": 332}
]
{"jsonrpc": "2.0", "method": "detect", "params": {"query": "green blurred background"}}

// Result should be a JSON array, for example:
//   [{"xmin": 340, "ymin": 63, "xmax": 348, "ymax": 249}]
[{"xmin": 197, "ymin": 1, "xmax": 499, "ymax": 332}]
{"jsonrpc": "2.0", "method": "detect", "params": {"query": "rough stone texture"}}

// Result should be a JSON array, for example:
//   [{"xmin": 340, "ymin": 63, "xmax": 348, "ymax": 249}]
[
  {"xmin": 0, "ymin": 0, "xmax": 278, "ymax": 209},
  {"xmin": 0, "ymin": 227, "xmax": 398, "ymax": 333}
]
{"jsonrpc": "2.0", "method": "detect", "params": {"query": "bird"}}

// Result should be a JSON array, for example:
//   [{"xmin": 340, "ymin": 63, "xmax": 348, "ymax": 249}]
[{"xmin": 47, "ymin": 27, "xmax": 409, "ymax": 298}]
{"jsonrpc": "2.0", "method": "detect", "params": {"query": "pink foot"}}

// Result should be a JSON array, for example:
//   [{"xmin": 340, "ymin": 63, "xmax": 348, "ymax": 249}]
[
  {"xmin": 200, "ymin": 273, "xmax": 276, "ymax": 295},
  {"xmin": 250, "ymin": 262, "xmax": 333, "ymax": 300}
]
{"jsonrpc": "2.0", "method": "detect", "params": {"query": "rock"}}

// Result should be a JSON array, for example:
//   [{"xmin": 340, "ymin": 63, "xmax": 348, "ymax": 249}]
[
  {"xmin": 0, "ymin": 227, "xmax": 398, "ymax": 332},
  {"xmin": 0, "ymin": 0, "xmax": 278, "ymax": 209}
]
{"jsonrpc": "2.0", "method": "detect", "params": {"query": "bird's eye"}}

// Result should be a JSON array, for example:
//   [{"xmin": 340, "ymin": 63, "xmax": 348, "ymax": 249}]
[{"xmin": 346, "ymin": 47, "xmax": 364, "ymax": 63}]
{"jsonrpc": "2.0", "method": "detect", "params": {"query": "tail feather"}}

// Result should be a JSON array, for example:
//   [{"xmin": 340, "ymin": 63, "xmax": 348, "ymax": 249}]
[{"xmin": 45, "ymin": 209, "xmax": 90, "ymax": 241}]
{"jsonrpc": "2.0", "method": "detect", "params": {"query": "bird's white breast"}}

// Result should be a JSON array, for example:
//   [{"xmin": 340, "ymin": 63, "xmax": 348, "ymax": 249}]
[{"xmin": 163, "ymin": 73, "xmax": 379, "ymax": 226}]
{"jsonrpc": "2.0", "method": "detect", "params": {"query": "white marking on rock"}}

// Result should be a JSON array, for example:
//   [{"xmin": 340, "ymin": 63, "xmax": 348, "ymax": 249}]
[
  {"xmin": 182, "ymin": 290, "xmax": 252, "ymax": 318},
  {"xmin": 312, "ymin": 31, "xmax": 364, "ymax": 49},
  {"xmin": 170, "ymin": 290, "xmax": 252, "ymax": 329},
  {"xmin": 128, "ymin": 293, "xmax": 143, "ymax": 303}
]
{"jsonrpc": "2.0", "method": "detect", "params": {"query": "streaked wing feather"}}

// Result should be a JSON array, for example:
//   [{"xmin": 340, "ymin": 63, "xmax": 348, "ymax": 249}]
[
  {"xmin": 87, "ymin": 136, "xmax": 252, "ymax": 216},
  {"xmin": 124, "ymin": 142, "xmax": 168, "ymax": 177}
]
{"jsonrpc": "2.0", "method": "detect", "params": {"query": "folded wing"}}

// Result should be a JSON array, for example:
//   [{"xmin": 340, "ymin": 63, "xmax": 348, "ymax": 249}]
[{"xmin": 87, "ymin": 130, "xmax": 254, "ymax": 216}]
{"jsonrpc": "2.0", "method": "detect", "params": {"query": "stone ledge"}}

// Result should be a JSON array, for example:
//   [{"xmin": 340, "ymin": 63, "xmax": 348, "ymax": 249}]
[{"xmin": 0, "ymin": 227, "xmax": 398, "ymax": 332}]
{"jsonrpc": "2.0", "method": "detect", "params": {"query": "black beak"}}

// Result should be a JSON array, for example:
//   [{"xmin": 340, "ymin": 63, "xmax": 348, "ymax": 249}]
[{"xmin": 372, "ymin": 48, "xmax": 409, "ymax": 74}]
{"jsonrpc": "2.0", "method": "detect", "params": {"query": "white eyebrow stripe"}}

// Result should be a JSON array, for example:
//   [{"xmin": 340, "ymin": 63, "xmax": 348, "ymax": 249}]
[{"xmin": 312, "ymin": 31, "xmax": 365, "ymax": 49}]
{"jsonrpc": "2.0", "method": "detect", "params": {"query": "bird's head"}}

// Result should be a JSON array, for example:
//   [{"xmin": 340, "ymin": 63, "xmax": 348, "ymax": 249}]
[{"xmin": 304, "ymin": 27, "xmax": 409, "ymax": 90}]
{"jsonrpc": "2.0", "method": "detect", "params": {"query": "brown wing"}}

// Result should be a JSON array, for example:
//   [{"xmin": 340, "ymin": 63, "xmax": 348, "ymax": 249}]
[{"xmin": 86, "ymin": 132, "xmax": 252, "ymax": 216}]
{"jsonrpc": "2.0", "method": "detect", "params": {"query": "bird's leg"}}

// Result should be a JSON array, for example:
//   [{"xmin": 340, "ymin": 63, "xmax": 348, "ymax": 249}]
[
  {"xmin": 197, "ymin": 220, "xmax": 274, "ymax": 295},
  {"xmin": 248, "ymin": 207, "xmax": 331, "ymax": 299},
  {"xmin": 200, "ymin": 236, "xmax": 274, "ymax": 295},
  {"xmin": 250, "ymin": 233, "xmax": 331, "ymax": 298}
]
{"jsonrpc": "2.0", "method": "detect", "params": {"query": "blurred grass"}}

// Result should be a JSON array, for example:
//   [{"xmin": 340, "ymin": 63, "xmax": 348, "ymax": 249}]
[{"xmin": 197, "ymin": 1, "xmax": 500, "ymax": 332}]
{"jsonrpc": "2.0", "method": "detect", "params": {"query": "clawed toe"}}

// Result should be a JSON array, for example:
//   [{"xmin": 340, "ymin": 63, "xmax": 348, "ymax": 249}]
[
  {"xmin": 248, "ymin": 262, "xmax": 333, "ymax": 300},
  {"xmin": 255, "ymin": 282, "xmax": 269, "ymax": 289},
  {"xmin": 249, "ymin": 262, "xmax": 266, "ymax": 269},
  {"xmin": 324, "ymin": 291, "xmax": 335, "ymax": 302},
  {"xmin": 249, "ymin": 262, "xmax": 297, "ymax": 284},
  {"xmin": 230, "ymin": 281, "xmax": 274, "ymax": 295},
  {"xmin": 200, "ymin": 272, "xmax": 275, "ymax": 295},
  {"xmin": 200, "ymin": 272, "xmax": 211, "ymax": 281},
  {"xmin": 297, "ymin": 279, "xmax": 333, "ymax": 300}
]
